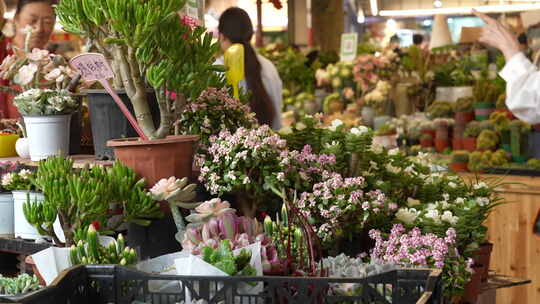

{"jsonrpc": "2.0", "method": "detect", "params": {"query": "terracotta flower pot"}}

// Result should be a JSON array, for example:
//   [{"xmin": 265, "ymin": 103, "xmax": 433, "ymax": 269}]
[
  {"xmin": 420, "ymin": 138, "xmax": 433, "ymax": 148},
  {"xmin": 450, "ymin": 162, "xmax": 468, "ymax": 172},
  {"xmin": 421, "ymin": 129, "xmax": 436, "ymax": 139},
  {"xmin": 463, "ymin": 265, "xmax": 484, "ymax": 304},
  {"xmin": 452, "ymin": 138, "xmax": 463, "ymax": 150},
  {"xmin": 475, "ymin": 242, "xmax": 494, "ymax": 283},
  {"xmin": 436, "ymin": 128, "xmax": 449, "ymax": 140},
  {"xmin": 435, "ymin": 139, "xmax": 449, "ymax": 153},
  {"xmin": 462, "ymin": 137, "xmax": 477, "ymax": 152},
  {"xmin": 107, "ymin": 135, "xmax": 199, "ymax": 188},
  {"xmin": 455, "ymin": 111, "xmax": 474, "ymax": 124}
]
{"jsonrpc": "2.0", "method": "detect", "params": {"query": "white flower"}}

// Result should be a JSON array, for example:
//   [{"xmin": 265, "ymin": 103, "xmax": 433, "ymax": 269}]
[
  {"xmin": 280, "ymin": 127, "xmax": 293, "ymax": 135},
  {"xmin": 329, "ymin": 119, "xmax": 343, "ymax": 131},
  {"xmin": 425, "ymin": 209, "xmax": 441, "ymax": 224},
  {"xmin": 296, "ymin": 122, "xmax": 307, "ymax": 131},
  {"xmin": 441, "ymin": 210, "xmax": 459, "ymax": 225},
  {"xmin": 404, "ymin": 165, "xmax": 415, "ymax": 174},
  {"xmin": 14, "ymin": 63, "xmax": 38, "ymax": 86},
  {"xmin": 407, "ymin": 198, "xmax": 420, "ymax": 207},
  {"xmin": 27, "ymin": 48, "xmax": 50, "ymax": 62},
  {"xmin": 370, "ymin": 143, "xmax": 383, "ymax": 154},
  {"xmin": 1, "ymin": 173, "xmax": 14, "ymax": 186},
  {"xmin": 350, "ymin": 126, "xmax": 369, "ymax": 136},
  {"xmin": 44, "ymin": 67, "xmax": 63, "ymax": 81},
  {"xmin": 385, "ymin": 163, "xmax": 401, "ymax": 174},
  {"xmin": 18, "ymin": 169, "xmax": 32, "ymax": 179},
  {"xmin": 388, "ymin": 148, "xmax": 400, "ymax": 156},
  {"xmin": 455, "ymin": 197, "xmax": 465, "ymax": 204},
  {"xmin": 426, "ymin": 203, "xmax": 438, "ymax": 211},
  {"xmin": 448, "ymin": 182, "xmax": 457, "ymax": 188},
  {"xmin": 369, "ymin": 161, "xmax": 378, "ymax": 170},
  {"xmin": 243, "ymin": 177, "xmax": 251, "ymax": 184},
  {"xmin": 476, "ymin": 197, "xmax": 490, "ymax": 207},
  {"xmin": 396, "ymin": 208, "xmax": 419, "ymax": 225},
  {"xmin": 443, "ymin": 193, "xmax": 450, "ymax": 201},
  {"xmin": 474, "ymin": 182, "xmax": 488, "ymax": 190}
]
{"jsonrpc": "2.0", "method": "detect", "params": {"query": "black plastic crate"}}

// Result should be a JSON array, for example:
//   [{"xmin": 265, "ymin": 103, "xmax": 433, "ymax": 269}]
[{"xmin": 0, "ymin": 265, "xmax": 443, "ymax": 304}]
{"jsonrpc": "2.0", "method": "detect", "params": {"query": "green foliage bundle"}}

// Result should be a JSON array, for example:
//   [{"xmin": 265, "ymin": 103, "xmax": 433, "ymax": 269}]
[{"xmin": 201, "ymin": 240, "xmax": 256, "ymax": 276}]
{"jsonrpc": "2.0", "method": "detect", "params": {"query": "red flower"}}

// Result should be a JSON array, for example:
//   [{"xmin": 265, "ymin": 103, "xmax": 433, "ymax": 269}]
[
  {"xmin": 91, "ymin": 221, "xmax": 101, "ymax": 231},
  {"xmin": 269, "ymin": 0, "xmax": 282, "ymax": 9}
]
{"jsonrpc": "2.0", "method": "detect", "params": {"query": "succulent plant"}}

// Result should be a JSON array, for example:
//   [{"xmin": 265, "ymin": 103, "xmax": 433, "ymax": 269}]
[
  {"xmin": 489, "ymin": 112, "xmax": 510, "ymax": 132},
  {"xmin": 433, "ymin": 118, "xmax": 455, "ymax": 129},
  {"xmin": 451, "ymin": 151, "xmax": 470, "ymax": 163},
  {"xmin": 464, "ymin": 121, "xmax": 481, "ymax": 138},
  {"xmin": 510, "ymin": 120, "xmax": 531, "ymax": 134},
  {"xmin": 477, "ymin": 130, "xmax": 499, "ymax": 150},
  {"xmin": 496, "ymin": 93, "xmax": 507, "ymax": 110},
  {"xmin": 0, "ymin": 274, "xmax": 41, "ymax": 295},
  {"xmin": 322, "ymin": 254, "xmax": 398, "ymax": 278},
  {"xmin": 181, "ymin": 199, "xmax": 283, "ymax": 274},
  {"xmin": 428, "ymin": 101, "xmax": 454, "ymax": 118},
  {"xmin": 201, "ymin": 240, "xmax": 256, "ymax": 276},
  {"xmin": 70, "ymin": 225, "xmax": 137, "ymax": 266},
  {"xmin": 453, "ymin": 97, "xmax": 474, "ymax": 112}
]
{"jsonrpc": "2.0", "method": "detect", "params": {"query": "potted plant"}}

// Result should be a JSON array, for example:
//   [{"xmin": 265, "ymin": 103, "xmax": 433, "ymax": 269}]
[
  {"xmin": 0, "ymin": 162, "xmax": 20, "ymax": 237},
  {"xmin": 453, "ymin": 97, "xmax": 474, "ymax": 124},
  {"xmin": 0, "ymin": 168, "xmax": 43, "ymax": 240},
  {"xmin": 419, "ymin": 121, "xmax": 436, "ymax": 139},
  {"xmin": 490, "ymin": 111, "xmax": 511, "ymax": 153},
  {"xmin": 495, "ymin": 93, "xmax": 514, "ymax": 119},
  {"xmin": 420, "ymin": 133, "xmax": 434, "ymax": 148},
  {"xmin": 477, "ymin": 130, "xmax": 499, "ymax": 151},
  {"xmin": 463, "ymin": 121, "xmax": 481, "ymax": 152},
  {"xmin": 449, "ymin": 151, "xmax": 469, "ymax": 172},
  {"xmin": 509, "ymin": 120, "xmax": 531, "ymax": 163},
  {"xmin": 0, "ymin": 29, "xmax": 81, "ymax": 161},
  {"xmin": 56, "ymin": 0, "xmax": 225, "ymax": 185},
  {"xmin": 473, "ymin": 79, "xmax": 498, "ymax": 121},
  {"xmin": 427, "ymin": 100, "xmax": 454, "ymax": 118},
  {"xmin": 434, "ymin": 118, "xmax": 454, "ymax": 153},
  {"xmin": 0, "ymin": 274, "xmax": 41, "ymax": 296}
]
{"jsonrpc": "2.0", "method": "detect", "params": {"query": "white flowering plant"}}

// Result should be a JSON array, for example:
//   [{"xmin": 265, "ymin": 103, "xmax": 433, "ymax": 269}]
[
  {"xmin": 13, "ymin": 89, "xmax": 78, "ymax": 115},
  {"xmin": 176, "ymin": 88, "xmax": 257, "ymax": 152},
  {"xmin": 1, "ymin": 169, "xmax": 35, "ymax": 191}
]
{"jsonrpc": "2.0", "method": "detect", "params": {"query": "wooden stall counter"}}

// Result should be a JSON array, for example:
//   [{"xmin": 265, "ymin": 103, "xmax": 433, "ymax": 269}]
[{"xmin": 460, "ymin": 173, "xmax": 540, "ymax": 304}]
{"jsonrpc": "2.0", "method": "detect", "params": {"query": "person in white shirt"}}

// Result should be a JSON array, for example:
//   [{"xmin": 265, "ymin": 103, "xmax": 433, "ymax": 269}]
[
  {"xmin": 474, "ymin": 10, "xmax": 540, "ymax": 124},
  {"xmin": 217, "ymin": 7, "xmax": 283, "ymax": 130}
]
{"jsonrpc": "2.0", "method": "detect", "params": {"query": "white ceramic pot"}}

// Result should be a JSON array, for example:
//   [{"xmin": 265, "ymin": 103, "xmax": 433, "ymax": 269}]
[
  {"xmin": 0, "ymin": 193, "xmax": 14, "ymax": 237},
  {"xmin": 436, "ymin": 86, "xmax": 473, "ymax": 102},
  {"xmin": 15, "ymin": 138, "xmax": 30, "ymax": 159},
  {"xmin": 12, "ymin": 190, "xmax": 44, "ymax": 240},
  {"xmin": 23, "ymin": 115, "xmax": 71, "ymax": 161}
]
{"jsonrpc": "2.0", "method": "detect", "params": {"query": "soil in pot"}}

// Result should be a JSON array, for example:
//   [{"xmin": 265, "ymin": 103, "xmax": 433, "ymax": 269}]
[
  {"xmin": 86, "ymin": 89, "xmax": 160, "ymax": 160},
  {"xmin": 463, "ymin": 138, "xmax": 477, "ymax": 152},
  {"xmin": 450, "ymin": 162, "xmax": 468, "ymax": 173},
  {"xmin": 108, "ymin": 135, "xmax": 199, "ymax": 187},
  {"xmin": 455, "ymin": 111, "xmax": 474, "ymax": 124}
]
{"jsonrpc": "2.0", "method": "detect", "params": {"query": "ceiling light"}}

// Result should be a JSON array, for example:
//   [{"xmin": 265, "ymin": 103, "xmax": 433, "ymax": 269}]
[
  {"xmin": 370, "ymin": 0, "xmax": 379, "ymax": 16},
  {"xmin": 357, "ymin": 9, "xmax": 366, "ymax": 23},
  {"xmin": 379, "ymin": 4, "xmax": 540, "ymax": 17},
  {"xmin": 433, "ymin": 0, "xmax": 443, "ymax": 8},
  {"xmin": 423, "ymin": 19, "xmax": 433, "ymax": 26}
]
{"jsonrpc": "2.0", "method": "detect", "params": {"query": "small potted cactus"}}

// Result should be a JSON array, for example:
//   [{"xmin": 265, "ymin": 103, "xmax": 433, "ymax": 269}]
[
  {"xmin": 477, "ymin": 130, "xmax": 499, "ymax": 151},
  {"xmin": 453, "ymin": 97, "xmax": 474, "ymax": 124},
  {"xmin": 494, "ymin": 93, "xmax": 514, "ymax": 120},
  {"xmin": 450, "ymin": 150, "xmax": 469, "ymax": 172},
  {"xmin": 463, "ymin": 121, "xmax": 481, "ymax": 152},
  {"xmin": 434, "ymin": 118, "xmax": 454, "ymax": 153},
  {"xmin": 420, "ymin": 133, "xmax": 434, "ymax": 148},
  {"xmin": 490, "ymin": 112, "xmax": 511, "ymax": 153},
  {"xmin": 473, "ymin": 80, "xmax": 498, "ymax": 121},
  {"xmin": 510, "ymin": 120, "xmax": 531, "ymax": 163}
]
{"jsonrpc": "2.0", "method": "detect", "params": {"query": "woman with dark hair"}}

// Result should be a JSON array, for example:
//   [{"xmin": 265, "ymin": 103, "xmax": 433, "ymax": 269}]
[
  {"xmin": 0, "ymin": 0, "xmax": 55, "ymax": 118},
  {"xmin": 217, "ymin": 7, "xmax": 283, "ymax": 130}
]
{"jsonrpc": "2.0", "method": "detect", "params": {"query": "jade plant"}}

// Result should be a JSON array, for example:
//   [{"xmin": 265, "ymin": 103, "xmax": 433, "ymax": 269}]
[
  {"xmin": 24, "ymin": 157, "xmax": 161, "ymax": 246},
  {"xmin": 477, "ymin": 130, "xmax": 499, "ymax": 150},
  {"xmin": 70, "ymin": 225, "xmax": 137, "ymax": 266},
  {"xmin": 0, "ymin": 274, "xmax": 41, "ymax": 295},
  {"xmin": 451, "ymin": 151, "xmax": 469, "ymax": 164},
  {"xmin": 56, "ymin": 0, "xmax": 226, "ymax": 139}
]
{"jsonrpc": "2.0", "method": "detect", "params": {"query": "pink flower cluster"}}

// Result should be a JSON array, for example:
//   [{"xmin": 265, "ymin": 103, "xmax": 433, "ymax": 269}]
[
  {"xmin": 186, "ymin": 88, "xmax": 254, "ymax": 117},
  {"xmin": 369, "ymin": 224, "xmax": 456, "ymax": 269},
  {"xmin": 277, "ymin": 145, "xmax": 337, "ymax": 184},
  {"xmin": 353, "ymin": 54, "xmax": 391, "ymax": 92},
  {"xmin": 297, "ymin": 174, "xmax": 397, "ymax": 244}
]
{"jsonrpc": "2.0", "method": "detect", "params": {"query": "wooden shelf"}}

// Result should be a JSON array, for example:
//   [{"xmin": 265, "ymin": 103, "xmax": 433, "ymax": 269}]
[{"xmin": 0, "ymin": 155, "xmax": 113, "ymax": 168}]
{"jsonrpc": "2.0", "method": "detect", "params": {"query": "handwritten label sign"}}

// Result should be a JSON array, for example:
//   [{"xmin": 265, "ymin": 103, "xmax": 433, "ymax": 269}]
[
  {"xmin": 70, "ymin": 53, "xmax": 114, "ymax": 82},
  {"xmin": 340, "ymin": 33, "xmax": 358, "ymax": 62},
  {"xmin": 69, "ymin": 53, "xmax": 148, "ymax": 140}
]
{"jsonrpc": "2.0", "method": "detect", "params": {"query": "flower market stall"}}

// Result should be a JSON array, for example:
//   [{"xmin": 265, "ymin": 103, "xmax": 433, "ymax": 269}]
[{"xmin": 0, "ymin": 1, "xmax": 537, "ymax": 304}]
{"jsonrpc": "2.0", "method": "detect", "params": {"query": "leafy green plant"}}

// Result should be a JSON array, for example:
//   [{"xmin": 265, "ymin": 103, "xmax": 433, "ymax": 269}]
[
  {"xmin": 201, "ymin": 240, "xmax": 257, "ymax": 276},
  {"xmin": 451, "ymin": 151, "xmax": 470, "ymax": 163},
  {"xmin": 463, "ymin": 121, "xmax": 481, "ymax": 138},
  {"xmin": 453, "ymin": 97, "xmax": 473, "ymax": 113},
  {"xmin": 477, "ymin": 130, "xmax": 499, "ymax": 150},
  {"xmin": 0, "ymin": 274, "xmax": 40, "ymax": 295},
  {"xmin": 56, "ymin": 0, "xmax": 226, "ymax": 139},
  {"xmin": 70, "ymin": 225, "xmax": 137, "ymax": 265},
  {"xmin": 24, "ymin": 157, "xmax": 162, "ymax": 246}
]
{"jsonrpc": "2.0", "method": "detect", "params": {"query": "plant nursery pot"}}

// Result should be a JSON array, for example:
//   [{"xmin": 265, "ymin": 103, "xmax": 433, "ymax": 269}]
[
  {"xmin": 463, "ymin": 265, "xmax": 484, "ymax": 304},
  {"xmin": 126, "ymin": 213, "xmax": 181, "ymax": 260},
  {"xmin": 528, "ymin": 132, "xmax": 540, "ymax": 159},
  {"xmin": 455, "ymin": 111, "xmax": 474, "ymax": 124},
  {"xmin": 421, "ymin": 129, "xmax": 436, "ymax": 139},
  {"xmin": 435, "ymin": 139, "xmax": 449, "ymax": 153},
  {"xmin": 452, "ymin": 138, "xmax": 463, "ymax": 150},
  {"xmin": 23, "ymin": 115, "xmax": 71, "ymax": 161},
  {"xmin": 0, "ymin": 134, "xmax": 18, "ymax": 157},
  {"xmin": 435, "ymin": 128, "xmax": 449, "ymax": 140},
  {"xmin": 462, "ymin": 137, "xmax": 477, "ymax": 152},
  {"xmin": 0, "ymin": 193, "xmax": 14, "ymax": 237},
  {"xmin": 475, "ymin": 242, "xmax": 493, "ymax": 283},
  {"xmin": 12, "ymin": 191, "xmax": 44, "ymax": 240},
  {"xmin": 361, "ymin": 106, "xmax": 375, "ymax": 128},
  {"xmin": 449, "ymin": 162, "xmax": 468, "ymax": 173},
  {"xmin": 15, "ymin": 138, "xmax": 29, "ymax": 159},
  {"xmin": 85, "ymin": 89, "xmax": 160, "ymax": 160},
  {"xmin": 107, "ymin": 135, "xmax": 199, "ymax": 187},
  {"xmin": 511, "ymin": 131, "xmax": 528, "ymax": 161},
  {"xmin": 420, "ymin": 138, "xmax": 433, "ymax": 148},
  {"xmin": 474, "ymin": 103, "xmax": 495, "ymax": 121},
  {"xmin": 68, "ymin": 105, "xmax": 83, "ymax": 155}
]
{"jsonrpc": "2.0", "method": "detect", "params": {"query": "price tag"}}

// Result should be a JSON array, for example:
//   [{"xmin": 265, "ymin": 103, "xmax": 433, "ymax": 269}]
[
  {"xmin": 69, "ymin": 53, "xmax": 114, "ymax": 82},
  {"xmin": 69, "ymin": 53, "xmax": 148, "ymax": 140},
  {"xmin": 340, "ymin": 33, "xmax": 358, "ymax": 62}
]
